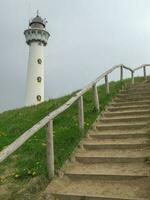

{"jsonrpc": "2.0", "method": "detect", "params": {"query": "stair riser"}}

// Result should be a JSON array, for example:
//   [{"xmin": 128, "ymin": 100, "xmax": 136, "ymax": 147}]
[
  {"xmin": 121, "ymin": 91, "xmax": 150, "ymax": 96},
  {"xmin": 66, "ymin": 174, "xmax": 148, "ymax": 181},
  {"xmin": 107, "ymin": 106, "xmax": 150, "ymax": 112},
  {"xmin": 90, "ymin": 134, "xmax": 148, "ymax": 139},
  {"xmin": 96, "ymin": 125, "xmax": 146, "ymax": 131},
  {"xmin": 117, "ymin": 94, "xmax": 150, "ymax": 98},
  {"xmin": 128, "ymin": 84, "xmax": 150, "ymax": 88},
  {"xmin": 83, "ymin": 144, "xmax": 149, "ymax": 150},
  {"xmin": 115, "ymin": 97, "xmax": 150, "ymax": 102},
  {"xmin": 110, "ymin": 101, "xmax": 150, "ymax": 106},
  {"xmin": 127, "ymin": 86, "xmax": 150, "ymax": 91},
  {"xmin": 76, "ymin": 157, "xmax": 146, "ymax": 164},
  {"xmin": 103, "ymin": 111, "xmax": 150, "ymax": 117},
  {"xmin": 50, "ymin": 194, "xmax": 131, "ymax": 200},
  {"xmin": 100, "ymin": 118, "xmax": 150, "ymax": 123},
  {"xmin": 121, "ymin": 86, "xmax": 150, "ymax": 93},
  {"xmin": 120, "ymin": 90, "xmax": 150, "ymax": 95},
  {"xmin": 127, "ymin": 87, "xmax": 150, "ymax": 91}
]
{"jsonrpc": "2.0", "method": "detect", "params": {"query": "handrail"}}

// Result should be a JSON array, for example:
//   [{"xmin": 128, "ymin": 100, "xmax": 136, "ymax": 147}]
[
  {"xmin": 132, "ymin": 64, "xmax": 150, "ymax": 83},
  {"xmin": 134, "ymin": 64, "xmax": 150, "ymax": 72},
  {"xmin": 0, "ymin": 63, "xmax": 150, "ymax": 178}
]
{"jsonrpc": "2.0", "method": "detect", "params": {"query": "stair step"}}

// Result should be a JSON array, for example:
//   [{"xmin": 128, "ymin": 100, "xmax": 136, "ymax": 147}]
[
  {"xmin": 100, "ymin": 116, "xmax": 150, "ymax": 123},
  {"xmin": 127, "ymin": 85, "xmax": 150, "ymax": 90},
  {"xmin": 130, "ymin": 88, "xmax": 150, "ymax": 92},
  {"xmin": 82, "ymin": 138, "xmax": 149, "ymax": 150},
  {"xmin": 123, "ymin": 87, "xmax": 150, "ymax": 93},
  {"xmin": 65, "ymin": 163, "xmax": 150, "ymax": 181},
  {"xmin": 96, "ymin": 122, "xmax": 147, "ymax": 131},
  {"xmin": 117, "ymin": 92, "xmax": 150, "ymax": 97},
  {"xmin": 115, "ymin": 96, "xmax": 150, "ymax": 102},
  {"xmin": 120, "ymin": 90, "xmax": 150, "ymax": 95},
  {"xmin": 50, "ymin": 193, "xmax": 148, "ymax": 200},
  {"xmin": 90, "ymin": 132, "xmax": 148, "ymax": 139},
  {"xmin": 103, "ymin": 110, "xmax": 150, "ymax": 117},
  {"xmin": 76, "ymin": 155, "xmax": 147, "ymax": 163},
  {"xmin": 83, "ymin": 143, "xmax": 148, "ymax": 150},
  {"xmin": 107, "ymin": 105, "xmax": 150, "ymax": 112},
  {"xmin": 66, "ymin": 173, "xmax": 148, "ymax": 181},
  {"xmin": 75, "ymin": 149, "xmax": 150, "ymax": 163},
  {"xmin": 128, "ymin": 83, "xmax": 150, "ymax": 89},
  {"xmin": 110, "ymin": 100, "xmax": 150, "ymax": 106},
  {"xmin": 45, "ymin": 178, "xmax": 150, "ymax": 200}
]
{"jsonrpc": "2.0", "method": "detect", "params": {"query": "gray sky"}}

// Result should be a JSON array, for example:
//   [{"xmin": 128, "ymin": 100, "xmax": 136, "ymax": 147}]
[{"xmin": 0, "ymin": 0, "xmax": 150, "ymax": 112}]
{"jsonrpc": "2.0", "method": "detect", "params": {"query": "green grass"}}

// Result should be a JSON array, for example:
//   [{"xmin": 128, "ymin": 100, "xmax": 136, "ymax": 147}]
[{"xmin": 0, "ymin": 77, "xmax": 145, "ymax": 199}]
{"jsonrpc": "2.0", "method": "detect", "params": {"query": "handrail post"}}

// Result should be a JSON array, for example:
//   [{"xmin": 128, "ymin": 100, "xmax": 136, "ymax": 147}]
[
  {"xmin": 131, "ymin": 71, "xmax": 134, "ymax": 84},
  {"xmin": 92, "ymin": 84, "xmax": 100, "ymax": 112},
  {"xmin": 45, "ymin": 119, "xmax": 54, "ymax": 179},
  {"xmin": 143, "ymin": 66, "xmax": 147, "ymax": 80},
  {"xmin": 120, "ymin": 65, "xmax": 123, "ymax": 81},
  {"xmin": 78, "ymin": 96, "xmax": 84, "ymax": 133},
  {"xmin": 105, "ymin": 75, "xmax": 109, "ymax": 94}
]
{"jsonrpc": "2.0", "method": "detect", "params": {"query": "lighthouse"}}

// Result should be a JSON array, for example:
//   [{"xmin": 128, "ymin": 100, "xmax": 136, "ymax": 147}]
[{"xmin": 24, "ymin": 11, "xmax": 50, "ymax": 106}]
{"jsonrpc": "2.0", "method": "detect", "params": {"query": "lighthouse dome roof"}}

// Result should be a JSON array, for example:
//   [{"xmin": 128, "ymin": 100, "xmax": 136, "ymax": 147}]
[{"xmin": 29, "ymin": 12, "xmax": 47, "ymax": 29}]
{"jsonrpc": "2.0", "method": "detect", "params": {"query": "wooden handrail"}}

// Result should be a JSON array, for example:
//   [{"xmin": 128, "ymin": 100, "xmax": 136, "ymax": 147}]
[
  {"xmin": 0, "ymin": 63, "xmax": 149, "ymax": 178},
  {"xmin": 133, "ymin": 64, "xmax": 150, "ymax": 72},
  {"xmin": 131, "ymin": 64, "xmax": 150, "ymax": 84}
]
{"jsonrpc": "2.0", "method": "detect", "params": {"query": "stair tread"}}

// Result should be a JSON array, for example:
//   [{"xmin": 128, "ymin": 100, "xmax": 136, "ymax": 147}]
[
  {"xmin": 97, "ymin": 122, "xmax": 147, "ymax": 126},
  {"xmin": 101, "ymin": 115, "xmax": 150, "ymax": 119},
  {"xmin": 83, "ymin": 138, "xmax": 149, "ymax": 145},
  {"xmin": 46, "ymin": 178, "xmax": 150, "ymax": 199},
  {"xmin": 76, "ymin": 148, "xmax": 150, "ymax": 157},
  {"xmin": 91, "ymin": 130, "xmax": 148, "ymax": 134},
  {"xmin": 118, "ymin": 94, "xmax": 150, "ymax": 97},
  {"xmin": 111, "ymin": 102, "xmax": 150, "ymax": 107},
  {"xmin": 90, "ymin": 132, "xmax": 148, "ymax": 139},
  {"xmin": 65, "ymin": 163, "xmax": 150, "ymax": 177},
  {"xmin": 120, "ymin": 91, "xmax": 150, "ymax": 95},
  {"xmin": 115, "ymin": 96, "xmax": 150, "ymax": 101},
  {"xmin": 104, "ymin": 109, "xmax": 150, "ymax": 113},
  {"xmin": 109, "ymin": 105, "xmax": 150, "ymax": 108}
]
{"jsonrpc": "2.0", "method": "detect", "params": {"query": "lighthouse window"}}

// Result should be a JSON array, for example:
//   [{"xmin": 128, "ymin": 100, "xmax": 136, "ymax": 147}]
[
  {"xmin": 37, "ymin": 76, "xmax": 42, "ymax": 82},
  {"xmin": 37, "ymin": 95, "xmax": 41, "ymax": 101},
  {"xmin": 37, "ymin": 58, "xmax": 42, "ymax": 64}
]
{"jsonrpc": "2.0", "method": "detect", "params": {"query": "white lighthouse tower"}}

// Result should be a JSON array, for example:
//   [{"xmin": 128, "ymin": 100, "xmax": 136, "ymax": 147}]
[{"xmin": 24, "ymin": 12, "xmax": 50, "ymax": 106}]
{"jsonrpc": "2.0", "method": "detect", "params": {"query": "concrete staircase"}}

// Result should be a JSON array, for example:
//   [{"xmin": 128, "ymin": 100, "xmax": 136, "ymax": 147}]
[{"xmin": 44, "ymin": 81, "xmax": 150, "ymax": 200}]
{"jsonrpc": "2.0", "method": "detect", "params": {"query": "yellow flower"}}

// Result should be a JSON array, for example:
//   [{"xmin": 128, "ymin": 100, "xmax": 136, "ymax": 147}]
[
  {"xmin": 15, "ymin": 174, "xmax": 19, "ymax": 178},
  {"xmin": 32, "ymin": 172, "xmax": 36, "ymax": 176},
  {"xmin": 28, "ymin": 170, "xmax": 32, "ymax": 175}
]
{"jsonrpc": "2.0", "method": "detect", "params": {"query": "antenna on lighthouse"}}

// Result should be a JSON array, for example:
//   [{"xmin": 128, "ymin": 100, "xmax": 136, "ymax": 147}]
[{"xmin": 37, "ymin": 10, "xmax": 40, "ymax": 16}]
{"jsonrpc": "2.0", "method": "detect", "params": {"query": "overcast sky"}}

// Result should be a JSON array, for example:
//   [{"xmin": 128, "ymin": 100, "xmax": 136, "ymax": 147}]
[{"xmin": 0, "ymin": 0, "xmax": 150, "ymax": 112}]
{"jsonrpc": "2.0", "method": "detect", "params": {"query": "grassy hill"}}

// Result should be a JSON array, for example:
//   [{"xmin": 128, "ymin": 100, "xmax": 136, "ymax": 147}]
[{"xmin": 0, "ymin": 77, "xmax": 143, "ymax": 200}]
